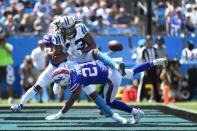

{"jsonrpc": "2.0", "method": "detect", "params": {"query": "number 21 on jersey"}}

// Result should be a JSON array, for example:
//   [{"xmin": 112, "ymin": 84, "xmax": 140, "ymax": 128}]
[{"xmin": 82, "ymin": 67, "xmax": 98, "ymax": 77}]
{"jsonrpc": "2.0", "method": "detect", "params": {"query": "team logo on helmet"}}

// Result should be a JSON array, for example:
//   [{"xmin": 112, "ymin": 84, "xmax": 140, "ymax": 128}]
[{"xmin": 52, "ymin": 68, "xmax": 71, "ymax": 87}]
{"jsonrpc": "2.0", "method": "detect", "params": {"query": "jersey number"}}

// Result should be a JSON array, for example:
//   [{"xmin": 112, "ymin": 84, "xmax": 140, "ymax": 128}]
[
  {"xmin": 75, "ymin": 38, "xmax": 85, "ymax": 50},
  {"xmin": 82, "ymin": 67, "xmax": 98, "ymax": 77}
]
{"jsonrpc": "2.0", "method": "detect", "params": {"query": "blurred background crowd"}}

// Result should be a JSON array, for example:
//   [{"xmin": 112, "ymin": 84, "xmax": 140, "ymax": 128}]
[
  {"xmin": 0, "ymin": 0, "xmax": 197, "ymax": 36},
  {"xmin": 0, "ymin": 0, "xmax": 197, "ymax": 104}
]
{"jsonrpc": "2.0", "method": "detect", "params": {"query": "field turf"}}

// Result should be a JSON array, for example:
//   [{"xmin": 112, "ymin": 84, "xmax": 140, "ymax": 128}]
[{"xmin": 0, "ymin": 105, "xmax": 197, "ymax": 130}]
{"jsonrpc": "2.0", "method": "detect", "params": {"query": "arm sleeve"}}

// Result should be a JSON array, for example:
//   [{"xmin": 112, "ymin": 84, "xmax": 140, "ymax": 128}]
[
  {"xmin": 69, "ymin": 83, "xmax": 81, "ymax": 93},
  {"xmin": 79, "ymin": 23, "xmax": 88, "ymax": 37},
  {"xmin": 141, "ymin": 48, "xmax": 146, "ymax": 60}
]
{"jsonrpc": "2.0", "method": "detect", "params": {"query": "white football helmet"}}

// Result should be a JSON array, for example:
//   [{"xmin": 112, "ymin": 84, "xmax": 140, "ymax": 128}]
[
  {"xmin": 52, "ymin": 68, "xmax": 71, "ymax": 87},
  {"xmin": 58, "ymin": 15, "xmax": 76, "ymax": 39}
]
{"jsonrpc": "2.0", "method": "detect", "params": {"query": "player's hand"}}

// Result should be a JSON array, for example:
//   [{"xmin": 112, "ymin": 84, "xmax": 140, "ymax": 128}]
[
  {"xmin": 45, "ymin": 111, "xmax": 63, "ymax": 120},
  {"xmin": 53, "ymin": 84, "xmax": 61, "ymax": 95}
]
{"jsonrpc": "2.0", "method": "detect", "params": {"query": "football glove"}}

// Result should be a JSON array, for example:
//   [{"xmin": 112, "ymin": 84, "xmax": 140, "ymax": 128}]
[
  {"xmin": 45, "ymin": 111, "xmax": 64, "ymax": 120},
  {"xmin": 53, "ymin": 84, "xmax": 61, "ymax": 95}
]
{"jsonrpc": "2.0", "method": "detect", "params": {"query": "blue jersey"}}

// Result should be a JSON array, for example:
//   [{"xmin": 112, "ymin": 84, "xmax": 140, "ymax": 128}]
[{"xmin": 68, "ymin": 61, "xmax": 108, "ymax": 92}]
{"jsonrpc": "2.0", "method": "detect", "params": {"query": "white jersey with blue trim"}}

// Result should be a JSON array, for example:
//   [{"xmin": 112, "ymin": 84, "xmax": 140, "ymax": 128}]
[{"xmin": 60, "ymin": 23, "xmax": 88, "ymax": 53}]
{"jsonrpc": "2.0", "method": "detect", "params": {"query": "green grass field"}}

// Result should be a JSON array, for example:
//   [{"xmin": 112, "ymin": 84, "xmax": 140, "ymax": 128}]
[
  {"xmin": 0, "ymin": 106, "xmax": 197, "ymax": 130},
  {"xmin": 1, "ymin": 99, "xmax": 197, "ymax": 112},
  {"xmin": 0, "ymin": 99, "xmax": 197, "ymax": 130},
  {"xmin": 170, "ymin": 101, "xmax": 197, "ymax": 111}
]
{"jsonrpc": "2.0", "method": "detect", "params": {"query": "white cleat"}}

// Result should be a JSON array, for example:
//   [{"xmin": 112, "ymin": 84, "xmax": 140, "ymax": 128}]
[
  {"xmin": 112, "ymin": 113, "xmax": 127, "ymax": 124},
  {"xmin": 131, "ymin": 109, "xmax": 144, "ymax": 124},
  {"xmin": 153, "ymin": 57, "xmax": 168, "ymax": 68}
]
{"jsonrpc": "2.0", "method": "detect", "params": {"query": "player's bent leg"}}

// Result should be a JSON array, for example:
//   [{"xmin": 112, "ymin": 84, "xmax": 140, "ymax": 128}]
[
  {"xmin": 11, "ymin": 64, "xmax": 56, "ymax": 112},
  {"xmin": 20, "ymin": 85, "xmax": 41, "ymax": 105},
  {"xmin": 152, "ymin": 57, "xmax": 168, "ymax": 67},
  {"xmin": 83, "ymin": 85, "xmax": 127, "ymax": 124},
  {"xmin": 91, "ymin": 92, "xmax": 127, "ymax": 124},
  {"xmin": 10, "ymin": 85, "xmax": 40, "ymax": 112},
  {"xmin": 124, "ymin": 58, "xmax": 168, "ymax": 79},
  {"xmin": 106, "ymin": 68, "xmax": 144, "ymax": 124}
]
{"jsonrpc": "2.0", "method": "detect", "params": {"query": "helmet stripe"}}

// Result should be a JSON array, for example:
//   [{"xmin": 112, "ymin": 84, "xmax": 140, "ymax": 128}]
[
  {"xmin": 66, "ymin": 16, "xmax": 69, "ymax": 25},
  {"xmin": 64, "ymin": 17, "xmax": 68, "ymax": 26},
  {"xmin": 57, "ymin": 34, "xmax": 61, "ymax": 44},
  {"xmin": 83, "ymin": 25, "xmax": 87, "ymax": 32},
  {"xmin": 54, "ymin": 34, "xmax": 58, "ymax": 44},
  {"xmin": 52, "ymin": 68, "xmax": 69, "ymax": 78},
  {"xmin": 81, "ymin": 25, "xmax": 85, "ymax": 34}
]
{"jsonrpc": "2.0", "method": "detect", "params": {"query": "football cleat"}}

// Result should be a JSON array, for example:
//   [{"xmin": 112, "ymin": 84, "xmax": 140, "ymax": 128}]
[
  {"xmin": 153, "ymin": 57, "xmax": 168, "ymax": 68},
  {"xmin": 112, "ymin": 113, "xmax": 127, "ymax": 124},
  {"xmin": 131, "ymin": 109, "xmax": 144, "ymax": 124},
  {"xmin": 10, "ymin": 104, "xmax": 22, "ymax": 112}
]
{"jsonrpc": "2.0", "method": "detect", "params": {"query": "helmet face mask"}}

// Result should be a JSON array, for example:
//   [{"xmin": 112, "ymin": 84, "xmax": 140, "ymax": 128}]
[
  {"xmin": 52, "ymin": 68, "xmax": 71, "ymax": 87},
  {"xmin": 59, "ymin": 16, "xmax": 76, "ymax": 39},
  {"xmin": 60, "ymin": 24, "xmax": 76, "ymax": 39}
]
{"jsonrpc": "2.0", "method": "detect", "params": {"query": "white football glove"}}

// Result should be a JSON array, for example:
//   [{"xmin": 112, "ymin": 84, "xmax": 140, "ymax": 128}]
[
  {"xmin": 45, "ymin": 111, "xmax": 64, "ymax": 120},
  {"xmin": 53, "ymin": 84, "xmax": 61, "ymax": 95}
]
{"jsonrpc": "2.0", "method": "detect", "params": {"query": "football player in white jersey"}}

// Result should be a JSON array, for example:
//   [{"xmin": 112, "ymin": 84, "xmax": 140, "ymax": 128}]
[{"xmin": 52, "ymin": 15, "xmax": 122, "ymax": 71}]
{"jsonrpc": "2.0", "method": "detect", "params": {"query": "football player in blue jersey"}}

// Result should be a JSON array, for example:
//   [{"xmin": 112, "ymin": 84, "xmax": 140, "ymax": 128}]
[{"xmin": 45, "ymin": 57, "xmax": 167, "ymax": 124}]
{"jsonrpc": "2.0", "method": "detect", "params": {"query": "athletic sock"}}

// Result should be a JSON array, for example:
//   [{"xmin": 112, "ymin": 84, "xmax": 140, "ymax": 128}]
[
  {"xmin": 20, "ymin": 87, "xmax": 38, "ymax": 105},
  {"xmin": 110, "ymin": 99, "xmax": 132, "ymax": 113},
  {"xmin": 132, "ymin": 61, "xmax": 153, "ymax": 75},
  {"xmin": 96, "ymin": 51, "xmax": 119, "ymax": 69},
  {"xmin": 94, "ymin": 95, "xmax": 113, "ymax": 117}
]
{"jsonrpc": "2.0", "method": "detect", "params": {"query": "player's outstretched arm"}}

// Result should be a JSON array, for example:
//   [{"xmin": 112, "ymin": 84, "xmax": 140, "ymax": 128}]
[
  {"xmin": 45, "ymin": 87, "xmax": 81, "ymax": 120},
  {"xmin": 61, "ymin": 87, "xmax": 81, "ymax": 113},
  {"xmin": 82, "ymin": 33, "xmax": 96, "ymax": 53}
]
